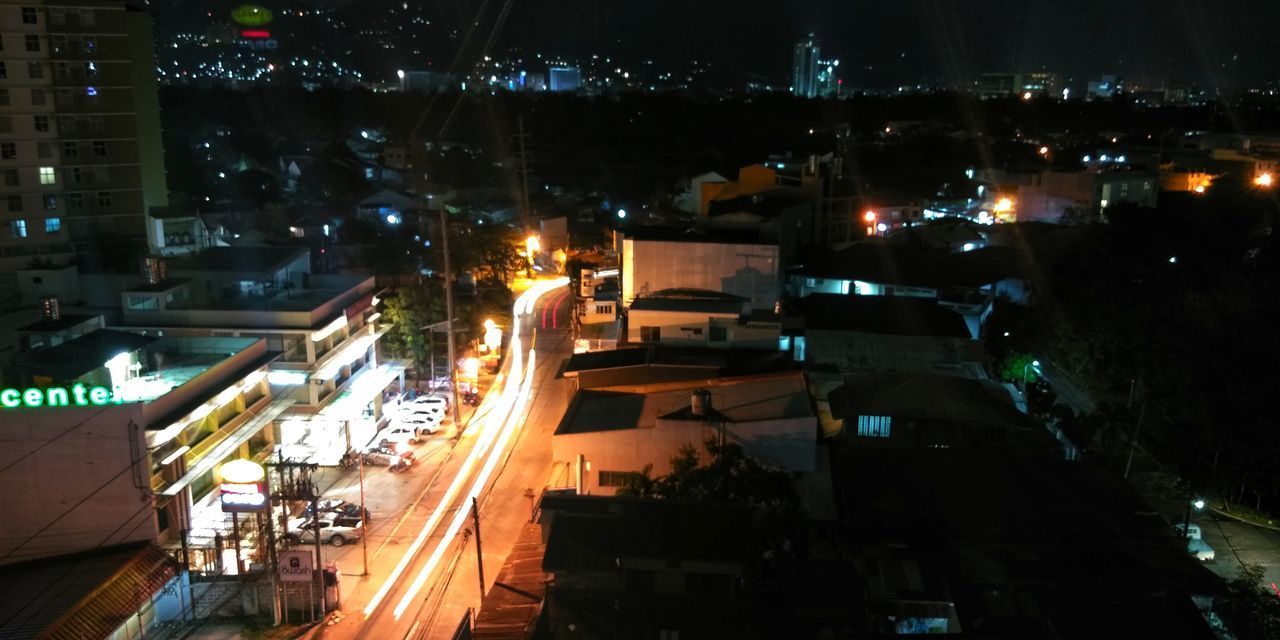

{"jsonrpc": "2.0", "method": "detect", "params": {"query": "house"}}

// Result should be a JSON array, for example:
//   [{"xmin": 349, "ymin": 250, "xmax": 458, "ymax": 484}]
[
  {"xmin": 551, "ymin": 371, "xmax": 819, "ymax": 495},
  {"xmin": 828, "ymin": 372, "xmax": 1063, "ymax": 455},
  {"xmin": 562, "ymin": 344, "xmax": 796, "ymax": 392},
  {"xmin": 1017, "ymin": 168, "xmax": 1158, "ymax": 222},
  {"xmin": 354, "ymin": 188, "xmax": 426, "ymax": 227}
]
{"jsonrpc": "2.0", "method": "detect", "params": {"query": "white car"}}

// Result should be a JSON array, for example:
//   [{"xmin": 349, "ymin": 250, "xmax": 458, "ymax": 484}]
[
  {"xmin": 380, "ymin": 424, "xmax": 433, "ymax": 445},
  {"xmin": 400, "ymin": 415, "xmax": 441, "ymax": 432},
  {"xmin": 288, "ymin": 514, "xmax": 363, "ymax": 546},
  {"xmin": 409, "ymin": 396, "xmax": 448, "ymax": 414}
]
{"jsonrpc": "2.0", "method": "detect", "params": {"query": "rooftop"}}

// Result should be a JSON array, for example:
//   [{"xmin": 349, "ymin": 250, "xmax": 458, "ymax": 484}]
[
  {"xmin": 630, "ymin": 288, "xmax": 749, "ymax": 315},
  {"xmin": 0, "ymin": 543, "xmax": 177, "ymax": 640},
  {"xmin": 829, "ymin": 372, "xmax": 1032, "ymax": 426},
  {"xmin": 793, "ymin": 242, "xmax": 1020, "ymax": 288},
  {"xmin": 783, "ymin": 294, "xmax": 971, "ymax": 338},
  {"xmin": 563, "ymin": 345, "xmax": 796, "ymax": 388},
  {"xmin": 168, "ymin": 246, "xmax": 308, "ymax": 275},
  {"xmin": 14, "ymin": 313, "xmax": 100, "ymax": 334},
  {"xmin": 556, "ymin": 371, "xmax": 812, "ymax": 435},
  {"xmin": 623, "ymin": 225, "xmax": 774, "ymax": 246}
]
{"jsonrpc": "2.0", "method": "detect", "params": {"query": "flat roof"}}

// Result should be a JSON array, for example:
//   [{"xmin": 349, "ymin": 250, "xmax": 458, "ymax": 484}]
[
  {"xmin": 556, "ymin": 371, "xmax": 812, "ymax": 435},
  {"xmin": 783, "ymin": 294, "xmax": 971, "ymax": 338},
  {"xmin": 15, "ymin": 314, "xmax": 99, "ymax": 333},
  {"xmin": 169, "ymin": 246, "xmax": 307, "ymax": 275},
  {"xmin": 623, "ymin": 225, "xmax": 775, "ymax": 246},
  {"xmin": 793, "ymin": 243, "xmax": 1020, "ymax": 288}
]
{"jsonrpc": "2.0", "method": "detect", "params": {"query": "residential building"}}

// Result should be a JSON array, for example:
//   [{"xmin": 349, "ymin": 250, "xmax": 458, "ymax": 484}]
[
  {"xmin": 1086, "ymin": 74, "xmax": 1123, "ymax": 100},
  {"xmin": 354, "ymin": 187, "xmax": 425, "ymax": 227},
  {"xmin": 1016, "ymin": 168, "xmax": 1158, "ymax": 222},
  {"xmin": 550, "ymin": 371, "xmax": 819, "ymax": 495},
  {"xmin": 0, "ymin": 0, "xmax": 170, "ymax": 272},
  {"xmin": 626, "ymin": 288, "xmax": 780, "ymax": 349},
  {"xmin": 829, "ymin": 372, "xmax": 1064, "ymax": 456},
  {"xmin": 790, "ymin": 33, "xmax": 820, "ymax": 98}
]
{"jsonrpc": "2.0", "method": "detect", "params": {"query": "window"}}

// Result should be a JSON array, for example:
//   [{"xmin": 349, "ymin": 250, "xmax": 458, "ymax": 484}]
[
  {"xmin": 83, "ymin": 36, "xmax": 96, "ymax": 53},
  {"xmin": 45, "ymin": 217, "xmax": 61, "ymax": 234},
  {"xmin": 43, "ymin": 194, "xmax": 57, "ymax": 209},
  {"xmin": 57, "ymin": 115, "xmax": 74, "ymax": 132},
  {"xmin": 3, "ymin": 170, "xmax": 18, "ymax": 186},
  {"xmin": 681, "ymin": 327, "xmax": 703, "ymax": 336},
  {"xmin": 0, "ymin": 62, "xmax": 6, "ymax": 79},
  {"xmin": 84, "ymin": 61, "xmax": 98, "ymax": 78},
  {"xmin": 39, "ymin": 167, "xmax": 55, "ymax": 185},
  {"xmin": 89, "ymin": 115, "xmax": 104, "ymax": 131},
  {"xmin": 33, "ymin": 116, "xmax": 49, "ymax": 132},
  {"xmin": 67, "ymin": 192, "xmax": 83, "ymax": 209},
  {"xmin": 793, "ymin": 335, "xmax": 806, "ymax": 362},
  {"xmin": 96, "ymin": 191, "xmax": 111, "ymax": 207},
  {"xmin": 92, "ymin": 140, "xmax": 107, "ymax": 156},
  {"xmin": 67, "ymin": 167, "xmax": 82, "ymax": 184},
  {"xmin": 0, "ymin": 89, "xmax": 8, "ymax": 106},
  {"xmin": 22, "ymin": 7, "xmax": 37, "ymax": 24},
  {"xmin": 50, "ymin": 35, "xmax": 65, "ymax": 54},
  {"xmin": 36, "ymin": 142, "xmax": 50, "ymax": 158},
  {"xmin": 79, "ymin": 9, "xmax": 95, "ymax": 25},
  {"xmin": 856, "ymin": 415, "xmax": 892, "ymax": 438},
  {"xmin": 27, "ymin": 62, "xmax": 43, "ymax": 79},
  {"xmin": 1, "ymin": 143, "xmax": 16, "ymax": 160},
  {"xmin": 11, "ymin": 219, "xmax": 27, "ymax": 239},
  {"xmin": 0, "ymin": 117, "xmax": 10, "ymax": 133},
  {"xmin": 85, "ymin": 86, "xmax": 98, "ymax": 97},
  {"xmin": 709, "ymin": 326, "xmax": 727, "ymax": 342},
  {"xmin": 62, "ymin": 142, "xmax": 77, "ymax": 158},
  {"xmin": 598, "ymin": 470, "xmax": 631, "ymax": 487},
  {"xmin": 594, "ymin": 304, "xmax": 612, "ymax": 314},
  {"xmin": 24, "ymin": 34, "xmax": 40, "ymax": 53},
  {"xmin": 30, "ymin": 88, "xmax": 46, "ymax": 106},
  {"xmin": 7, "ymin": 195, "xmax": 22, "ymax": 212},
  {"xmin": 640, "ymin": 326, "xmax": 661, "ymax": 342},
  {"xmin": 48, "ymin": 8, "xmax": 65, "ymax": 25},
  {"xmin": 54, "ymin": 63, "xmax": 69, "ymax": 80}
]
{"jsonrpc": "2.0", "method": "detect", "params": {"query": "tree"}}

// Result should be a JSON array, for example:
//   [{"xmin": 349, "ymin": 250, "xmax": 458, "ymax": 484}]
[
  {"xmin": 380, "ymin": 285, "xmax": 444, "ymax": 374},
  {"xmin": 1217, "ymin": 563, "xmax": 1280, "ymax": 639},
  {"xmin": 616, "ymin": 464, "xmax": 658, "ymax": 498}
]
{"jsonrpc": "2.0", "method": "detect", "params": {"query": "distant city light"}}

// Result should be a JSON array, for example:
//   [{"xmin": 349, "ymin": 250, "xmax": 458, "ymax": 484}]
[
  {"xmin": 876, "ymin": 223, "xmax": 888, "ymax": 232},
  {"xmin": 617, "ymin": 209, "xmax": 626, "ymax": 219},
  {"xmin": 1038, "ymin": 146, "xmax": 1049, "ymax": 155},
  {"xmin": 994, "ymin": 197, "xmax": 1014, "ymax": 213},
  {"xmin": 863, "ymin": 211, "xmax": 877, "ymax": 222},
  {"xmin": 386, "ymin": 213, "xmax": 401, "ymax": 224},
  {"xmin": 963, "ymin": 242, "xmax": 976, "ymax": 252},
  {"xmin": 1082, "ymin": 155, "xmax": 1091, "ymax": 163},
  {"xmin": 1117, "ymin": 155, "xmax": 1127, "ymax": 163},
  {"xmin": 1169, "ymin": 256, "xmax": 1178, "ymax": 264},
  {"xmin": 1022, "ymin": 91, "xmax": 1033, "ymax": 101}
]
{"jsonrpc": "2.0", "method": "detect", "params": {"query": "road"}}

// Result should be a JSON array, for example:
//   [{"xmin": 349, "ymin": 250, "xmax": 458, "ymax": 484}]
[{"xmin": 305, "ymin": 277, "xmax": 570, "ymax": 640}]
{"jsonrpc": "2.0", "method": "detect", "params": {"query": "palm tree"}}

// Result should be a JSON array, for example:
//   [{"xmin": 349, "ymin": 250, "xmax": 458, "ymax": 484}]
[{"xmin": 616, "ymin": 464, "xmax": 658, "ymax": 498}]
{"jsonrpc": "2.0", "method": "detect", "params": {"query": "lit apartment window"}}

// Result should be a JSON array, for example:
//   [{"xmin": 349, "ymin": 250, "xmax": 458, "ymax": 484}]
[
  {"xmin": 22, "ymin": 7, "xmax": 38, "ymax": 25},
  {"xmin": 1, "ymin": 143, "xmax": 16, "ymax": 160},
  {"xmin": 33, "ymin": 116, "xmax": 49, "ymax": 132},
  {"xmin": 27, "ymin": 62, "xmax": 43, "ymax": 79},
  {"xmin": 45, "ymin": 217, "xmax": 61, "ymax": 234},
  {"xmin": 84, "ymin": 61, "xmax": 98, "ymax": 78},
  {"xmin": 96, "ymin": 191, "xmax": 111, "ymax": 207},
  {"xmin": 11, "ymin": 219, "xmax": 28, "ymax": 239},
  {"xmin": 83, "ymin": 36, "xmax": 96, "ymax": 53},
  {"xmin": 7, "ymin": 195, "xmax": 22, "ymax": 212},
  {"xmin": 39, "ymin": 167, "xmax": 56, "ymax": 185},
  {"xmin": 24, "ymin": 34, "xmax": 40, "ymax": 53},
  {"xmin": 856, "ymin": 415, "xmax": 892, "ymax": 438},
  {"xmin": 92, "ymin": 141, "xmax": 107, "ymax": 156}
]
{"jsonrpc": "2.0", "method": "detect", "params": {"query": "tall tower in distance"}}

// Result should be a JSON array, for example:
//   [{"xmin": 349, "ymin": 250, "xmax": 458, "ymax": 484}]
[
  {"xmin": 0, "ymin": 0, "xmax": 169, "ymax": 274},
  {"xmin": 791, "ymin": 33, "xmax": 820, "ymax": 98}
]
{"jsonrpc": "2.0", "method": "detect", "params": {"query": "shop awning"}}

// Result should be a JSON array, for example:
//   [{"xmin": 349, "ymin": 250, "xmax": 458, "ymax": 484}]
[
  {"xmin": 159, "ymin": 397, "xmax": 295, "ymax": 497},
  {"xmin": 317, "ymin": 363, "xmax": 405, "ymax": 421}
]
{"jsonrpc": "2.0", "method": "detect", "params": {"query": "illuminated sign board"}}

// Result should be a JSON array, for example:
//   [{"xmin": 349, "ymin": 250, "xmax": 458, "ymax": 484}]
[
  {"xmin": 0, "ymin": 384, "xmax": 115, "ymax": 409},
  {"xmin": 231, "ymin": 5, "xmax": 273, "ymax": 27},
  {"xmin": 240, "ymin": 29, "xmax": 271, "ymax": 39},
  {"xmin": 219, "ymin": 460, "xmax": 269, "ymax": 513}
]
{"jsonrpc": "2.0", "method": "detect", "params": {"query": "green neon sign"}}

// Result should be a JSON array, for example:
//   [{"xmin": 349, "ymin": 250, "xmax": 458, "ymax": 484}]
[{"xmin": 0, "ymin": 384, "xmax": 116, "ymax": 409}]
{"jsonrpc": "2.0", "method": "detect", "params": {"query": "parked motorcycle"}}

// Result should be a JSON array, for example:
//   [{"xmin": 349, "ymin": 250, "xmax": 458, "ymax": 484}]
[{"xmin": 389, "ymin": 456, "xmax": 411, "ymax": 473}]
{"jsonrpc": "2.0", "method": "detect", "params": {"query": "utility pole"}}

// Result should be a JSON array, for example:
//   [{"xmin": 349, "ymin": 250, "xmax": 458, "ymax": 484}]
[
  {"xmin": 470, "ymin": 497, "xmax": 485, "ymax": 600},
  {"xmin": 357, "ymin": 451, "xmax": 369, "ymax": 576},
  {"xmin": 439, "ymin": 208, "xmax": 462, "ymax": 426},
  {"xmin": 516, "ymin": 116, "xmax": 532, "ymax": 226},
  {"xmin": 268, "ymin": 455, "xmax": 323, "ymax": 622},
  {"xmin": 1123, "ymin": 402, "xmax": 1146, "ymax": 480}
]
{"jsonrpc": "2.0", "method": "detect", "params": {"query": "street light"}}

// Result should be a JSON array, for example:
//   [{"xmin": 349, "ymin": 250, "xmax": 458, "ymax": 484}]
[
  {"xmin": 1023, "ymin": 359, "xmax": 1040, "ymax": 390},
  {"xmin": 1254, "ymin": 172, "xmax": 1273, "ymax": 188}
]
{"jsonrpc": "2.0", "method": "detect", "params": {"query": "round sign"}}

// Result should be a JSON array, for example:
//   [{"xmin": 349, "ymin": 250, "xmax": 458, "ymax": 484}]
[
  {"xmin": 231, "ymin": 5, "xmax": 273, "ymax": 27},
  {"xmin": 221, "ymin": 459, "xmax": 266, "ymax": 483}
]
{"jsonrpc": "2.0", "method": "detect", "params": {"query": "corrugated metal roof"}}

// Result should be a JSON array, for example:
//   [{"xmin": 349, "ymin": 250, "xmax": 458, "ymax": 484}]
[{"xmin": 0, "ymin": 543, "xmax": 177, "ymax": 640}]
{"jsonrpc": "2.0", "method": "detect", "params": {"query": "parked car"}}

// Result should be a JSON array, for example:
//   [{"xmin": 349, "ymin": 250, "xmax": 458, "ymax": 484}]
[
  {"xmin": 288, "ymin": 514, "xmax": 363, "ymax": 546},
  {"xmin": 399, "ymin": 416, "xmax": 441, "ymax": 434},
  {"xmin": 409, "ymin": 395, "xmax": 448, "ymax": 414},
  {"xmin": 380, "ymin": 424, "xmax": 429, "ymax": 445},
  {"xmin": 363, "ymin": 446, "xmax": 414, "ymax": 466},
  {"xmin": 1174, "ymin": 523, "xmax": 1216, "ymax": 561}
]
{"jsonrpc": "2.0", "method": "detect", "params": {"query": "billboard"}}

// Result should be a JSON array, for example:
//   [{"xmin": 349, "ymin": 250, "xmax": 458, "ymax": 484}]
[{"xmin": 279, "ymin": 549, "xmax": 314, "ymax": 582}]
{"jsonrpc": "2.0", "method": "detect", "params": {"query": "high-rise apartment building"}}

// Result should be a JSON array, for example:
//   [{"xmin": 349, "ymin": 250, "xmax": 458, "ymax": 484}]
[
  {"xmin": 549, "ymin": 66, "xmax": 581, "ymax": 92},
  {"xmin": 0, "ymin": 0, "xmax": 168, "ymax": 272},
  {"xmin": 791, "ymin": 33, "xmax": 820, "ymax": 98}
]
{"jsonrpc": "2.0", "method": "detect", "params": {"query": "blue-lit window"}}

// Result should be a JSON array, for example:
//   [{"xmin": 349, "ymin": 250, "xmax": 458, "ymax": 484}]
[
  {"xmin": 779, "ymin": 336, "xmax": 791, "ymax": 352},
  {"xmin": 793, "ymin": 336, "xmax": 806, "ymax": 362},
  {"xmin": 45, "ymin": 217, "xmax": 61, "ymax": 233},
  {"xmin": 85, "ymin": 86, "xmax": 97, "ymax": 96},
  {"xmin": 857, "ymin": 415, "xmax": 891, "ymax": 438}
]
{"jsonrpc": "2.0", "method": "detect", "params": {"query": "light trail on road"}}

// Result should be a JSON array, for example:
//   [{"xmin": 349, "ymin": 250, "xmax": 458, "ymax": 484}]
[{"xmin": 361, "ymin": 277, "xmax": 568, "ymax": 621}]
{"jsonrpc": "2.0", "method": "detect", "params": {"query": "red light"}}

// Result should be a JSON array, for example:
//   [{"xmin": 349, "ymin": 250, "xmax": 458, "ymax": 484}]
[{"xmin": 241, "ymin": 29, "xmax": 271, "ymax": 39}]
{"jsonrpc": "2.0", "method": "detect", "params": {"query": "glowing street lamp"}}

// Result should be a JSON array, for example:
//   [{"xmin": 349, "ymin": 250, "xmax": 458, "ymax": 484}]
[
  {"xmin": 1255, "ymin": 172, "xmax": 1273, "ymax": 188},
  {"xmin": 1038, "ymin": 146, "xmax": 1050, "ymax": 156},
  {"xmin": 525, "ymin": 235, "xmax": 540, "ymax": 257},
  {"xmin": 483, "ymin": 319, "xmax": 502, "ymax": 353},
  {"xmin": 863, "ymin": 210, "xmax": 877, "ymax": 222}
]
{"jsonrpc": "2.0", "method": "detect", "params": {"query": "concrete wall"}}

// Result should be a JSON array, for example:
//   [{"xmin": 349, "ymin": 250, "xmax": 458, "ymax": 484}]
[
  {"xmin": 17, "ymin": 264, "xmax": 80, "ymax": 303},
  {"xmin": 625, "ymin": 308, "xmax": 740, "ymax": 345},
  {"xmin": 0, "ymin": 403, "xmax": 156, "ymax": 565},
  {"xmin": 622, "ymin": 238, "xmax": 779, "ymax": 310}
]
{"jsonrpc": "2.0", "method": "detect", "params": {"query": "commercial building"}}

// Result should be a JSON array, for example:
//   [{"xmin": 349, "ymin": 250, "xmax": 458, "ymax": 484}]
[
  {"xmin": 790, "ymin": 33, "xmax": 820, "ymax": 98},
  {"xmin": 0, "ymin": 0, "xmax": 169, "ymax": 272},
  {"xmin": 115, "ymin": 248, "xmax": 396, "ymax": 466},
  {"xmin": 548, "ymin": 66, "xmax": 581, "ymax": 92},
  {"xmin": 0, "ymin": 325, "xmax": 278, "ymax": 567}
]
